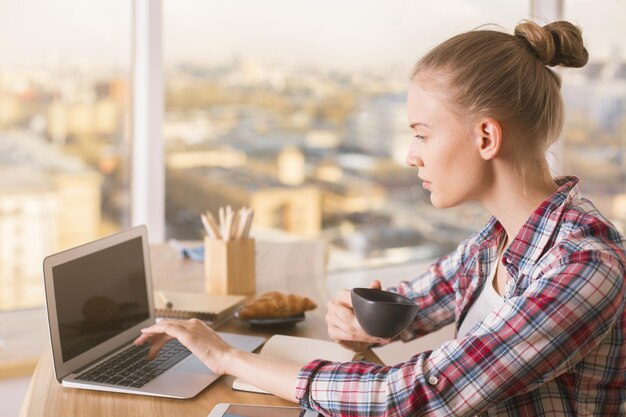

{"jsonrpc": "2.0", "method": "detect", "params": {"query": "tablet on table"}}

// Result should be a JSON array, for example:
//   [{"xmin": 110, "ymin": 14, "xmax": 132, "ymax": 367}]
[{"xmin": 208, "ymin": 403, "xmax": 320, "ymax": 417}]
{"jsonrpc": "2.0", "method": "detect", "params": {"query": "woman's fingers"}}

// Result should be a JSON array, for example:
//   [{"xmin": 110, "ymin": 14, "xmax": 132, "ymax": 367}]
[
  {"xmin": 327, "ymin": 300, "xmax": 364, "ymax": 333},
  {"xmin": 328, "ymin": 324, "xmax": 388, "ymax": 352},
  {"xmin": 134, "ymin": 322, "xmax": 180, "ymax": 359},
  {"xmin": 368, "ymin": 280, "xmax": 382, "ymax": 290},
  {"xmin": 327, "ymin": 316, "xmax": 385, "ymax": 345},
  {"xmin": 335, "ymin": 288, "xmax": 352, "ymax": 307},
  {"xmin": 133, "ymin": 332, "xmax": 151, "ymax": 346},
  {"xmin": 327, "ymin": 299, "xmax": 352, "ymax": 322},
  {"xmin": 327, "ymin": 294, "xmax": 374, "ymax": 340},
  {"xmin": 140, "ymin": 320, "xmax": 184, "ymax": 338},
  {"xmin": 326, "ymin": 285, "xmax": 392, "ymax": 349},
  {"xmin": 376, "ymin": 337, "xmax": 391, "ymax": 346},
  {"xmin": 328, "ymin": 324, "xmax": 368, "ymax": 343},
  {"xmin": 326, "ymin": 301, "xmax": 355, "ymax": 333},
  {"xmin": 146, "ymin": 334, "xmax": 174, "ymax": 360},
  {"xmin": 134, "ymin": 319, "xmax": 234, "ymax": 375}
]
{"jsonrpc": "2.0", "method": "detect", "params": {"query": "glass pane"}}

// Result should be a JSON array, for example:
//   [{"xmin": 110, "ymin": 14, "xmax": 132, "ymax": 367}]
[
  {"xmin": 163, "ymin": 1, "xmax": 528, "ymax": 271},
  {"xmin": 0, "ymin": 1, "xmax": 131, "ymax": 310},
  {"xmin": 562, "ymin": 1, "xmax": 626, "ymax": 234}
]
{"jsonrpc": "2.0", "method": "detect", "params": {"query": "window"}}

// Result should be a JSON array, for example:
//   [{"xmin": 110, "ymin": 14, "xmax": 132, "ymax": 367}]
[
  {"xmin": 561, "ymin": 0, "xmax": 626, "ymax": 234},
  {"xmin": 0, "ymin": 1, "xmax": 131, "ymax": 310},
  {"xmin": 163, "ymin": 1, "xmax": 527, "ymax": 270},
  {"xmin": 2, "ymin": 1, "xmax": 622, "ymax": 303}
]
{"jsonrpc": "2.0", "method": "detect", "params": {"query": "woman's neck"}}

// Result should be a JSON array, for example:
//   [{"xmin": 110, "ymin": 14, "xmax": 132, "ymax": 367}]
[{"xmin": 480, "ymin": 162, "xmax": 558, "ymax": 244}]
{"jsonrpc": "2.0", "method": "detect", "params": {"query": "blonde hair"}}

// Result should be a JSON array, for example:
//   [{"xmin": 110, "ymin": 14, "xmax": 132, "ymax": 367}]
[{"xmin": 412, "ymin": 20, "xmax": 588, "ymax": 163}]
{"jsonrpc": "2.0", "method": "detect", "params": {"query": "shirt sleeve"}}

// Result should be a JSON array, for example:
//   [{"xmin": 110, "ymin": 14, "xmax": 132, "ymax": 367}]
[
  {"xmin": 296, "ymin": 250, "xmax": 624, "ymax": 417},
  {"xmin": 386, "ymin": 235, "xmax": 473, "ymax": 340}
]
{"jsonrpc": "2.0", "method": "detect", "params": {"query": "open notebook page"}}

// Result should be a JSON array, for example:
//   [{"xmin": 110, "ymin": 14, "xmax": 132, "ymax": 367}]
[
  {"xmin": 371, "ymin": 324, "xmax": 454, "ymax": 366},
  {"xmin": 232, "ymin": 335, "xmax": 355, "ymax": 394}
]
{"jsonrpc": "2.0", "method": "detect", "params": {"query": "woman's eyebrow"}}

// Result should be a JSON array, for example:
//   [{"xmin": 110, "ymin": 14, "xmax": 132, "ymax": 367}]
[{"xmin": 409, "ymin": 122, "xmax": 430, "ymax": 129}]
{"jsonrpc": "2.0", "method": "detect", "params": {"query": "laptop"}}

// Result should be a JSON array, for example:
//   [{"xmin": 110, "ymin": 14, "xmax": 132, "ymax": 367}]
[{"xmin": 42, "ymin": 225, "xmax": 265, "ymax": 399}]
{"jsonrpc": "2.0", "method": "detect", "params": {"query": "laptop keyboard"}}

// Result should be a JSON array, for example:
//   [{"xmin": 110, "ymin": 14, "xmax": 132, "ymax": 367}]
[{"xmin": 75, "ymin": 339, "xmax": 191, "ymax": 388}]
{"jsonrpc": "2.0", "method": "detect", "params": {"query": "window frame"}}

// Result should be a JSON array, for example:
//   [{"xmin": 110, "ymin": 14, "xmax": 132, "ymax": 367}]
[{"xmin": 131, "ymin": 0, "xmax": 165, "ymax": 243}]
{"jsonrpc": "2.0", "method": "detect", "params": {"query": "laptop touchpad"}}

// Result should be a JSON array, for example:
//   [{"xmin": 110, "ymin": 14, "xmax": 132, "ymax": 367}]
[{"xmin": 175, "ymin": 355, "xmax": 214, "ymax": 375}]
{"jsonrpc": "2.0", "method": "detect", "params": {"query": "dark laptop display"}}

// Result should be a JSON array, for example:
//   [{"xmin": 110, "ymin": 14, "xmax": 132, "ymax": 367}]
[{"xmin": 52, "ymin": 236, "xmax": 150, "ymax": 362}]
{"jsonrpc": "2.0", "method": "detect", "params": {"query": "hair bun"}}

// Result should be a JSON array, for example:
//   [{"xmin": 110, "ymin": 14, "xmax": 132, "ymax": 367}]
[{"xmin": 514, "ymin": 20, "xmax": 588, "ymax": 68}]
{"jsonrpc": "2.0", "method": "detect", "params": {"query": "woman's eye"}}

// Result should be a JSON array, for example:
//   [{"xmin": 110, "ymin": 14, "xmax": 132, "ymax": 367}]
[{"xmin": 414, "ymin": 134, "xmax": 425, "ymax": 142}]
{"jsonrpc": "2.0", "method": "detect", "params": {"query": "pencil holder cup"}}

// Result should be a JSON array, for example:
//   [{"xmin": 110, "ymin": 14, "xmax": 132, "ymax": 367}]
[{"xmin": 204, "ymin": 237, "xmax": 256, "ymax": 296}]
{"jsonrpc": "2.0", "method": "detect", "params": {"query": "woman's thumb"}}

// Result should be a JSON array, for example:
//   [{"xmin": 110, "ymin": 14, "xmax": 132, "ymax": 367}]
[{"xmin": 368, "ymin": 280, "xmax": 382, "ymax": 290}]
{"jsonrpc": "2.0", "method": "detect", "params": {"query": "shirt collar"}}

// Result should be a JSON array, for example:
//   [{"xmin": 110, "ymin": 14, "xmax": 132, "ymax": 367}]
[{"xmin": 475, "ymin": 176, "xmax": 580, "ymax": 274}]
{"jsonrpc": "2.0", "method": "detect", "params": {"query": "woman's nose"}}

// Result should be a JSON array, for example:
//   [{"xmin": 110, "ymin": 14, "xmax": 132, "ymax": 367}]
[{"xmin": 405, "ymin": 146, "xmax": 423, "ymax": 167}]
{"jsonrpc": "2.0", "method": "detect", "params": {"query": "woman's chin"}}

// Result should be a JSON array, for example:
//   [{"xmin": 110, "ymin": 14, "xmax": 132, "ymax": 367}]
[
  {"xmin": 430, "ymin": 192, "xmax": 459, "ymax": 209},
  {"xmin": 429, "ymin": 193, "xmax": 442, "ymax": 208}
]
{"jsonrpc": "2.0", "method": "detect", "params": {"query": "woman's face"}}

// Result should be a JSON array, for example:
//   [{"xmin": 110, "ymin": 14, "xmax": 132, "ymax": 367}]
[{"xmin": 406, "ymin": 80, "xmax": 489, "ymax": 208}]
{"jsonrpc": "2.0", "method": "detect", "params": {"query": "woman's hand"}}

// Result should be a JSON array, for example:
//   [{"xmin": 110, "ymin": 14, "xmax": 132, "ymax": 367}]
[
  {"xmin": 326, "ymin": 280, "xmax": 391, "ymax": 352},
  {"xmin": 133, "ymin": 318, "xmax": 234, "ymax": 375}
]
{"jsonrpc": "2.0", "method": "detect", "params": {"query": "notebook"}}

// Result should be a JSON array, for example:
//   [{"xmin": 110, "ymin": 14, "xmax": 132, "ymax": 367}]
[
  {"xmin": 371, "ymin": 324, "xmax": 454, "ymax": 365},
  {"xmin": 154, "ymin": 290, "xmax": 246, "ymax": 325},
  {"xmin": 42, "ymin": 225, "xmax": 265, "ymax": 399},
  {"xmin": 232, "ymin": 335, "xmax": 356, "ymax": 394}
]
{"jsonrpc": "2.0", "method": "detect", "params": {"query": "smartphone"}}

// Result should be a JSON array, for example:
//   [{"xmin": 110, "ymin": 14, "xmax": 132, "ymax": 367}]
[{"xmin": 207, "ymin": 403, "xmax": 320, "ymax": 417}]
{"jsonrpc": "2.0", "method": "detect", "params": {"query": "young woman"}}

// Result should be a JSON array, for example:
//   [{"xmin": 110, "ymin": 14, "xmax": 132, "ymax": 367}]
[{"xmin": 135, "ymin": 20, "xmax": 625, "ymax": 416}]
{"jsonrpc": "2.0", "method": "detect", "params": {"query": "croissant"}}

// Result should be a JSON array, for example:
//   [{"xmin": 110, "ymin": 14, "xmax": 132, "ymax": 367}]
[{"xmin": 238, "ymin": 291, "xmax": 317, "ymax": 319}]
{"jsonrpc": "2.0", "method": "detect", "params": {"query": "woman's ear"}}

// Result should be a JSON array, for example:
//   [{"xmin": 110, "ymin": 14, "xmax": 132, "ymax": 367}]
[{"xmin": 475, "ymin": 117, "xmax": 502, "ymax": 161}]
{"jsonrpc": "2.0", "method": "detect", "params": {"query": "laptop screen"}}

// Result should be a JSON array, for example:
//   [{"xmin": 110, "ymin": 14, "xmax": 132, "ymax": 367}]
[{"xmin": 52, "ymin": 236, "xmax": 150, "ymax": 362}]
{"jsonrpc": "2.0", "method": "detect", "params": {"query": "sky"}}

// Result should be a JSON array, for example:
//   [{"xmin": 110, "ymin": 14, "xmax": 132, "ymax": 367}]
[{"xmin": 0, "ymin": 0, "xmax": 625, "ymax": 73}]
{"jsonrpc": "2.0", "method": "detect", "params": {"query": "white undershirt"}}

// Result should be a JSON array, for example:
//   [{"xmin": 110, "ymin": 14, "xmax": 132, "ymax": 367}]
[{"xmin": 457, "ymin": 240, "xmax": 506, "ymax": 337}]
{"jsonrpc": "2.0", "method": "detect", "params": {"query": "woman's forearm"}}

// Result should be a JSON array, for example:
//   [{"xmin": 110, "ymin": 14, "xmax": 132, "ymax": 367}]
[{"xmin": 224, "ymin": 348, "xmax": 304, "ymax": 402}]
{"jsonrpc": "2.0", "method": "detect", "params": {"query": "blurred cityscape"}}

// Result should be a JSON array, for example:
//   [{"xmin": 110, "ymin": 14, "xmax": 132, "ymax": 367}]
[{"xmin": 1, "ymin": 56, "xmax": 625, "ymax": 310}]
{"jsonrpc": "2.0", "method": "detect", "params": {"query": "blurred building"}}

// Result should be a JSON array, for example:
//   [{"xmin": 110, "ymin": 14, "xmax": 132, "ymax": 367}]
[
  {"xmin": 318, "ymin": 178, "xmax": 386, "ymax": 215},
  {"xmin": 277, "ymin": 145, "xmax": 306, "ymax": 185},
  {"xmin": 345, "ymin": 93, "xmax": 408, "ymax": 165},
  {"xmin": 561, "ymin": 60, "xmax": 626, "ymax": 225},
  {"xmin": 166, "ymin": 165, "xmax": 322, "ymax": 238},
  {"xmin": 0, "ymin": 132, "xmax": 102, "ymax": 309},
  {"xmin": 47, "ymin": 96, "xmax": 122, "ymax": 143},
  {"xmin": 163, "ymin": 111, "xmax": 218, "ymax": 145}
]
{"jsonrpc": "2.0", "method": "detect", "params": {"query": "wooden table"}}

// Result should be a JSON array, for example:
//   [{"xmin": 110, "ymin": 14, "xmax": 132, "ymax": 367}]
[{"xmin": 19, "ymin": 240, "xmax": 340, "ymax": 417}]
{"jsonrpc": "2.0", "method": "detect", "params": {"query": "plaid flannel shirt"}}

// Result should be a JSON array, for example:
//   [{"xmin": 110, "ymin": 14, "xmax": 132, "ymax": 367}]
[{"xmin": 296, "ymin": 176, "xmax": 625, "ymax": 416}]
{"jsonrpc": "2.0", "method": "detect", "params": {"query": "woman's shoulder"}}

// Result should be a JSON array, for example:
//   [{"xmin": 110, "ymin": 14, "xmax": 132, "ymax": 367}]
[
  {"xmin": 524, "ymin": 200, "xmax": 625, "ymax": 288},
  {"xmin": 551, "ymin": 195, "xmax": 625, "ymax": 263}
]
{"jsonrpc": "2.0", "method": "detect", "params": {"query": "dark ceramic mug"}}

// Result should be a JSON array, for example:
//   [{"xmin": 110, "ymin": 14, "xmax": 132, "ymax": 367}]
[{"xmin": 351, "ymin": 287, "xmax": 419, "ymax": 339}]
